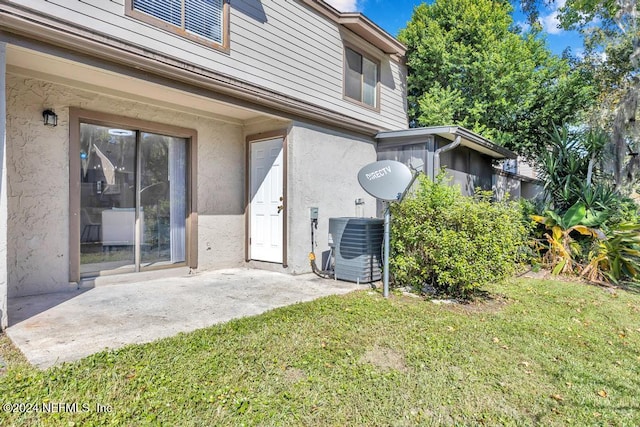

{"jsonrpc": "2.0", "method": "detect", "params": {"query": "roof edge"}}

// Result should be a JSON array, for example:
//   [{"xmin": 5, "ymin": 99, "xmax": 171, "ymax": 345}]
[
  {"xmin": 376, "ymin": 126, "xmax": 517, "ymax": 159},
  {"xmin": 299, "ymin": 0, "xmax": 406, "ymax": 56}
]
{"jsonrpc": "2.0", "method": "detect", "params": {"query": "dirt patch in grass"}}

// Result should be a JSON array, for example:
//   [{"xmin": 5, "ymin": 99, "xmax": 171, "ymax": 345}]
[
  {"xmin": 454, "ymin": 293, "xmax": 511, "ymax": 314},
  {"xmin": 519, "ymin": 268, "xmax": 552, "ymax": 280},
  {"xmin": 361, "ymin": 345, "xmax": 407, "ymax": 372},
  {"xmin": 518, "ymin": 268, "xmax": 591, "ymax": 284},
  {"xmin": 425, "ymin": 293, "xmax": 511, "ymax": 315},
  {"xmin": 283, "ymin": 366, "xmax": 306, "ymax": 383}
]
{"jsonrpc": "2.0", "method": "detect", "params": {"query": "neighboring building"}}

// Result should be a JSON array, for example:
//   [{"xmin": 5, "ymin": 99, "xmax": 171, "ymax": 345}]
[
  {"xmin": 376, "ymin": 126, "xmax": 542, "ymax": 200},
  {"xmin": 0, "ymin": 0, "xmax": 408, "ymax": 328}
]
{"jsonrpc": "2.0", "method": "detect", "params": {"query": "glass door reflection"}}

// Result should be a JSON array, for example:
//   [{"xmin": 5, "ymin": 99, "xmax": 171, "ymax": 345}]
[
  {"xmin": 79, "ymin": 124, "xmax": 187, "ymax": 276},
  {"xmin": 139, "ymin": 132, "xmax": 187, "ymax": 267}
]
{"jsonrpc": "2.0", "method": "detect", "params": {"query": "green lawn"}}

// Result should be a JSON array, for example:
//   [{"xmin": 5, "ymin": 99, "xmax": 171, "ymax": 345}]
[{"xmin": 1, "ymin": 278, "xmax": 639, "ymax": 426}]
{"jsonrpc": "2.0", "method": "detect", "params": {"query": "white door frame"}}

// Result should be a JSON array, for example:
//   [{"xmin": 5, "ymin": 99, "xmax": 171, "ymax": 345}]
[{"xmin": 246, "ymin": 130, "xmax": 288, "ymax": 266}]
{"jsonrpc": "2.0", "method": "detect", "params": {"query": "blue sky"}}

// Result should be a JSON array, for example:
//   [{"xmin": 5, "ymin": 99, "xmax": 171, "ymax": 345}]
[{"xmin": 324, "ymin": 0, "xmax": 583, "ymax": 56}]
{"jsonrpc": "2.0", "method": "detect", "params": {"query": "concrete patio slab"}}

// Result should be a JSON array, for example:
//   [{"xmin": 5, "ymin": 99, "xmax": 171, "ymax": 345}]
[{"xmin": 6, "ymin": 268, "xmax": 367, "ymax": 369}]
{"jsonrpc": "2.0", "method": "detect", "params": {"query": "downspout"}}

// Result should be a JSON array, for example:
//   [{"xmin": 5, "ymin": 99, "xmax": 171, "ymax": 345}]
[{"xmin": 433, "ymin": 135, "xmax": 462, "ymax": 179}]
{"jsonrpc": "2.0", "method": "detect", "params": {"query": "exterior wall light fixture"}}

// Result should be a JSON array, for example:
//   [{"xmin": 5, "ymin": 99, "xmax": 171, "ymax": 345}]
[{"xmin": 43, "ymin": 109, "xmax": 58, "ymax": 127}]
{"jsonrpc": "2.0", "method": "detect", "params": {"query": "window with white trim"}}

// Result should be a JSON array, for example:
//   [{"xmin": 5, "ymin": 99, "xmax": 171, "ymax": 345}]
[
  {"xmin": 127, "ymin": 0, "xmax": 228, "ymax": 49},
  {"xmin": 344, "ymin": 46, "xmax": 379, "ymax": 108}
]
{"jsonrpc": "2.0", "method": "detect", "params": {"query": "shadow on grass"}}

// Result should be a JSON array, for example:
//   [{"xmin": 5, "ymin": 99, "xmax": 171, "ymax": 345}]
[{"xmin": 619, "ymin": 281, "xmax": 640, "ymax": 295}]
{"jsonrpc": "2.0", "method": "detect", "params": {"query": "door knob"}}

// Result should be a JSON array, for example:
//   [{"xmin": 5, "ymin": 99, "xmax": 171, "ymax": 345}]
[{"xmin": 277, "ymin": 205, "xmax": 284, "ymax": 214}]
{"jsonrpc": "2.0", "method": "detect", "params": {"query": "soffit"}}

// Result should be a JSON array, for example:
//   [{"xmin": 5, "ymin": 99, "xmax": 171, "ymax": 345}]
[
  {"xmin": 6, "ymin": 44, "xmax": 267, "ymax": 124},
  {"xmin": 337, "ymin": 14, "xmax": 406, "ymax": 56}
]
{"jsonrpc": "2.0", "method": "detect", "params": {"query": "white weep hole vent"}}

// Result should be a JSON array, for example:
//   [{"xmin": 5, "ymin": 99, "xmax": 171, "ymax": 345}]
[{"xmin": 329, "ymin": 217, "xmax": 384, "ymax": 283}]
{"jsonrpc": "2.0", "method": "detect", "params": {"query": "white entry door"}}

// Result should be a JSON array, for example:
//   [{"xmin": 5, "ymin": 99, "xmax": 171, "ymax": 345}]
[{"xmin": 250, "ymin": 138, "xmax": 284, "ymax": 263}]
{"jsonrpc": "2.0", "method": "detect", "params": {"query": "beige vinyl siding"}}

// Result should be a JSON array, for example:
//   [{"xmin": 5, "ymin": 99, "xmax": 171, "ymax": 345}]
[
  {"xmin": 9, "ymin": 0, "xmax": 407, "ymax": 130},
  {"xmin": 380, "ymin": 60, "xmax": 407, "ymax": 128}
]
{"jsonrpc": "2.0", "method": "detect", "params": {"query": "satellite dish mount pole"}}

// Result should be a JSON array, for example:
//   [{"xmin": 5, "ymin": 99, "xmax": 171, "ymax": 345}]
[
  {"xmin": 357, "ymin": 160, "xmax": 420, "ymax": 299},
  {"xmin": 383, "ymin": 201, "xmax": 391, "ymax": 298},
  {"xmin": 383, "ymin": 167, "xmax": 422, "ymax": 298}
]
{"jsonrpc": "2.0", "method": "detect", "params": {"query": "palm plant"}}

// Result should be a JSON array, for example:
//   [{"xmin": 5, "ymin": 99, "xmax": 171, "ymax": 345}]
[
  {"xmin": 531, "ymin": 201, "xmax": 604, "ymax": 275},
  {"xmin": 537, "ymin": 126, "xmax": 587, "ymax": 210},
  {"xmin": 581, "ymin": 222, "xmax": 640, "ymax": 284},
  {"xmin": 531, "ymin": 124, "xmax": 640, "ymax": 285},
  {"xmin": 536, "ymin": 125, "xmax": 618, "ymax": 224}
]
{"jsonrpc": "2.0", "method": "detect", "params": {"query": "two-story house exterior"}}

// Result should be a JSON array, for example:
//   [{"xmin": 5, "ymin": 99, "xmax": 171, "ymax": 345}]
[{"xmin": 0, "ymin": 0, "xmax": 408, "ymax": 327}]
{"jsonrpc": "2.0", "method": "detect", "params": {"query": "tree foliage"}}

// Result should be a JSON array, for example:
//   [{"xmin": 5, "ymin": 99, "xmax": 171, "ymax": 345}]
[
  {"xmin": 398, "ymin": 0, "xmax": 595, "ymax": 159},
  {"xmin": 561, "ymin": 0, "xmax": 640, "ymax": 189},
  {"xmin": 536, "ymin": 124, "xmax": 617, "ymax": 213},
  {"xmin": 523, "ymin": 0, "xmax": 640, "ymax": 190},
  {"xmin": 530, "ymin": 124, "xmax": 640, "ymax": 285}
]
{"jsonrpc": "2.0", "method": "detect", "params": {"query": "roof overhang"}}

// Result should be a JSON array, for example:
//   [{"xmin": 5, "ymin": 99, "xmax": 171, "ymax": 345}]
[
  {"xmin": 299, "ymin": 0, "xmax": 406, "ymax": 56},
  {"xmin": 376, "ymin": 126, "xmax": 517, "ymax": 159},
  {"xmin": 338, "ymin": 14, "xmax": 407, "ymax": 56}
]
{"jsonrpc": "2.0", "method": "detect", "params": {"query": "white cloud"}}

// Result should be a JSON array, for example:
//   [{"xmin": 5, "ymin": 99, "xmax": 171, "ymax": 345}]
[
  {"xmin": 572, "ymin": 47, "xmax": 585, "ymax": 59},
  {"xmin": 323, "ymin": 0, "xmax": 361, "ymax": 12},
  {"xmin": 516, "ymin": 20, "xmax": 531, "ymax": 32},
  {"xmin": 540, "ymin": 11, "xmax": 563, "ymax": 34},
  {"xmin": 539, "ymin": 0, "xmax": 566, "ymax": 35}
]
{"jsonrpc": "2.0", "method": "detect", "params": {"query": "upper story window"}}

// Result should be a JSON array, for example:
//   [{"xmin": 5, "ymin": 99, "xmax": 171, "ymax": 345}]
[
  {"xmin": 344, "ymin": 46, "xmax": 379, "ymax": 109},
  {"xmin": 126, "ymin": 0, "xmax": 229, "ymax": 50}
]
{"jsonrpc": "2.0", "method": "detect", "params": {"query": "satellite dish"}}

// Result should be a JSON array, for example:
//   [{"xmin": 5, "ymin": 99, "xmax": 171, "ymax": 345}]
[{"xmin": 357, "ymin": 160, "xmax": 412, "ymax": 201}]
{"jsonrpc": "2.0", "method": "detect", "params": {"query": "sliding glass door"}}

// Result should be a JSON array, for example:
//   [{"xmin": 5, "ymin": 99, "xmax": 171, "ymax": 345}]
[
  {"xmin": 139, "ymin": 132, "xmax": 187, "ymax": 266},
  {"xmin": 79, "ymin": 123, "xmax": 187, "ymax": 276}
]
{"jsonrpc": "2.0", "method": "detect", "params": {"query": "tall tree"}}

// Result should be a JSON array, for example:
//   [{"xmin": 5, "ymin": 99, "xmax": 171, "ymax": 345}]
[
  {"xmin": 523, "ymin": 0, "xmax": 640, "ymax": 190},
  {"xmin": 561, "ymin": 0, "xmax": 639, "ymax": 189},
  {"xmin": 399, "ymin": 0, "xmax": 595, "ymax": 159}
]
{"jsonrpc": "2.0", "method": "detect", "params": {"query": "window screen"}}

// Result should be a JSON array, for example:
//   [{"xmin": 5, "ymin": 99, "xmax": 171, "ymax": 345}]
[
  {"xmin": 344, "ymin": 47, "xmax": 378, "ymax": 108},
  {"xmin": 362, "ymin": 56, "xmax": 377, "ymax": 107},
  {"xmin": 133, "ymin": 0, "xmax": 181, "ymax": 27}
]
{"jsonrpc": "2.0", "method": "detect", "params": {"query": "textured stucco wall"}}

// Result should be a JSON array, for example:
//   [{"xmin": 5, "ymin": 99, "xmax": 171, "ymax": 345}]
[
  {"xmin": 6, "ymin": 74, "xmax": 245, "ymax": 297},
  {"xmin": 286, "ymin": 122, "xmax": 378, "ymax": 274},
  {"xmin": 0, "ymin": 44, "xmax": 7, "ymax": 328}
]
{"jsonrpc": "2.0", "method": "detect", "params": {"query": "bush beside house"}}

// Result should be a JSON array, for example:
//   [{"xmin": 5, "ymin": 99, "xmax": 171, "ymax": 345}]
[{"xmin": 390, "ymin": 174, "xmax": 530, "ymax": 298}]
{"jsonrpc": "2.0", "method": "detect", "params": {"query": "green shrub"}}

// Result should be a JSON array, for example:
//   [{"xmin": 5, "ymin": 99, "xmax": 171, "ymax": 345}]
[
  {"xmin": 582, "ymin": 222, "xmax": 640, "ymax": 284},
  {"xmin": 390, "ymin": 175, "xmax": 530, "ymax": 299}
]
